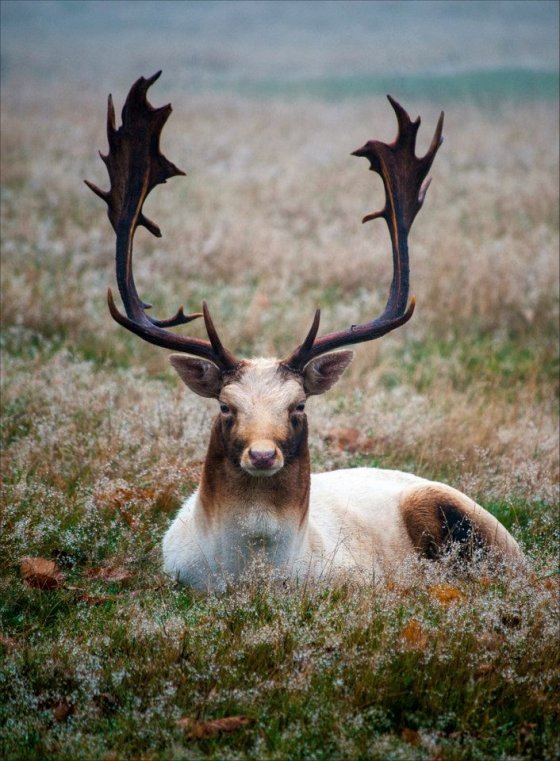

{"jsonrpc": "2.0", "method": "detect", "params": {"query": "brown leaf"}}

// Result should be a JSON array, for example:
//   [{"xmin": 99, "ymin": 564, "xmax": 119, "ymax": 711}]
[
  {"xmin": 401, "ymin": 727, "xmax": 421, "ymax": 745},
  {"xmin": 86, "ymin": 565, "xmax": 133, "ymax": 584},
  {"xmin": 20, "ymin": 557, "xmax": 65, "ymax": 590},
  {"xmin": 176, "ymin": 715, "xmax": 253, "ymax": 739},
  {"xmin": 53, "ymin": 701, "xmax": 73, "ymax": 722},
  {"xmin": 429, "ymin": 584, "xmax": 465, "ymax": 606},
  {"xmin": 401, "ymin": 618, "xmax": 429, "ymax": 651}
]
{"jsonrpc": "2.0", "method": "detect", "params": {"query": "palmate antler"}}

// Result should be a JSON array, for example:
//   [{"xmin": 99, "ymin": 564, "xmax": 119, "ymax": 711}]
[
  {"xmin": 85, "ymin": 71, "xmax": 239, "ymax": 373},
  {"xmin": 87, "ymin": 73, "xmax": 443, "ymax": 374},
  {"xmin": 283, "ymin": 96, "xmax": 444, "ymax": 371}
]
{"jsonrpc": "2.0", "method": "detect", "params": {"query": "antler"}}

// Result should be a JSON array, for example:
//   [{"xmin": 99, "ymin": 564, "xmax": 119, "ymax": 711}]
[
  {"xmin": 283, "ymin": 96, "xmax": 444, "ymax": 372},
  {"xmin": 85, "ymin": 71, "xmax": 239, "ymax": 372}
]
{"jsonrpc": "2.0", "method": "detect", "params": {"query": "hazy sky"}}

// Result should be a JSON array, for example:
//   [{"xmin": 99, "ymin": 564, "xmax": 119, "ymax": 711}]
[{"xmin": 2, "ymin": 0, "xmax": 558, "ymax": 94}]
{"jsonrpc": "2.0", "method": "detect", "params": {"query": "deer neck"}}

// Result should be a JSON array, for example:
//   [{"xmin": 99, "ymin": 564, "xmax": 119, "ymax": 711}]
[{"xmin": 198, "ymin": 418, "xmax": 311, "ymax": 539}]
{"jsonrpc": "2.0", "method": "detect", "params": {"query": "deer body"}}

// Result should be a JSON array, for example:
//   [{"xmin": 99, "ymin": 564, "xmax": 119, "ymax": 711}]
[
  {"xmin": 162, "ymin": 468, "xmax": 423, "ymax": 590},
  {"xmin": 88, "ymin": 74, "xmax": 522, "ymax": 591},
  {"xmin": 163, "ymin": 468, "xmax": 519, "ymax": 591},
  {"xmin": 162, "ymin": 358, "xmax": 520, "ymax": 591}
]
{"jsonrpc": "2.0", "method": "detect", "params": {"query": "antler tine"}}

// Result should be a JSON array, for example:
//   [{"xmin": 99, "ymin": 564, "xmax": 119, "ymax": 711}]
[
  {"xmin": 422, "ymin": 109, "xmax": 445, "ymax": 173},
  {"xmin": 283, "ymin": 96, "xmax": 443, "ymax": 373},
  {"xmin": 202, "ymin": 301, "xmax": 240, "ymax": 370},
  {"xmin": 87, "ymin": 72, "xmax": 239, "ymax": 373},
  {"xmin": 281, "ymin": 309, "xmax": 321, "ymax": 374},
  {"xmin": 388, "ymin": 94, "xmax": 421, "ymax": 155}
]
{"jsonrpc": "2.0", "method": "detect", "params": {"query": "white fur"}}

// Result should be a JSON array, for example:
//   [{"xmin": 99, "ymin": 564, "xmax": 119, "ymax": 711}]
[{"xmin": 162, "ymin": 466, "xmax": 493, "ymax": 591}]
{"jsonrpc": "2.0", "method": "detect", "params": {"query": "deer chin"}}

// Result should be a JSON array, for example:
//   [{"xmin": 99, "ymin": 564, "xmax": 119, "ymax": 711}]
[{"xmin": 242, "ymin": 464, "xmax": 284, "ymax": 478}]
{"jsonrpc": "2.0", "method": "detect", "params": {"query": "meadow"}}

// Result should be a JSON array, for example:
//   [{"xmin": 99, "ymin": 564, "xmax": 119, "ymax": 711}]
[{"xmin": 1, "ymin": 4, "xmax": 559, "ymax": 756}]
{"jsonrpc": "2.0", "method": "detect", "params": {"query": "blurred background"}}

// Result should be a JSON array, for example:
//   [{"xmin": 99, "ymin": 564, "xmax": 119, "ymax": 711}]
[{"xmin": 2, "ymin": 0, "xmax": 558, "ymax": 98}]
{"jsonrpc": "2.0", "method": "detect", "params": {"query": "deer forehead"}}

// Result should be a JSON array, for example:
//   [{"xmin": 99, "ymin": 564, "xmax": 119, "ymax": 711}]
[{"xmin": 220, "ymin": 359, "xmax": 304, "ymax": 414}]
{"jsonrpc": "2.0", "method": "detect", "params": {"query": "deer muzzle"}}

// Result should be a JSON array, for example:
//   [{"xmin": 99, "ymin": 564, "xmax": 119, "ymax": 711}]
[{"xmin": 241, "ymin": 440, "xmax": 284, "ymax": 476}]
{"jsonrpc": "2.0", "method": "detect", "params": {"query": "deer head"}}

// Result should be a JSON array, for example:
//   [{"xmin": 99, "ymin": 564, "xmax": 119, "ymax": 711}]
[{"xmin": 86, "ymin": 72, "xmax": 443, "ymax": 479}]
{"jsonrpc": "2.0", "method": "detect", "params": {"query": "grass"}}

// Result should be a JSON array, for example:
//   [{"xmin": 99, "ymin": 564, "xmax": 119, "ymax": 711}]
[
  {"xmin": 1, "ymin": 24, "xmax": 559, "ymax": 759},
  {"xmin": 1, "ymin": 559, "xmax": 559, "ymax": 760}
]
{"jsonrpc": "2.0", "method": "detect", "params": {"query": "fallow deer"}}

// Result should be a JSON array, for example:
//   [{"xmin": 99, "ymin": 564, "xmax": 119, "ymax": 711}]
[{"xmin": 87, "ymin": 73, "xmax": 521, "ymax": 591}]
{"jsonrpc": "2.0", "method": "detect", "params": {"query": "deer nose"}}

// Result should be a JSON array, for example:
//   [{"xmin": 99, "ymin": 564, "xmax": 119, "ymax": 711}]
[{"xmin": 248, "ymin": 447, "xmax": 277, "ymax": 469}]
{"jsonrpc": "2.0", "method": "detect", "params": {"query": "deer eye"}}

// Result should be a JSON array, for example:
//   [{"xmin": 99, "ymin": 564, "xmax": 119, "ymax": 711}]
[
  {"xmin": 219, "ymin": 403, "xmax": 231, "ymax": 415},
  {"xmin": 295, "ymin": 402, "xmax": 306, "ymax": 413}
]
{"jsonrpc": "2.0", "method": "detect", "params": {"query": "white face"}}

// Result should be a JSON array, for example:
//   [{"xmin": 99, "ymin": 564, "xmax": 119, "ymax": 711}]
[
  {"xmin": 218, "ymin": 359, "xmax": 307, "ymax": 476},
  {"xmin": 169, "ymin": 350, "xmax": 353, "ymax": 476}
]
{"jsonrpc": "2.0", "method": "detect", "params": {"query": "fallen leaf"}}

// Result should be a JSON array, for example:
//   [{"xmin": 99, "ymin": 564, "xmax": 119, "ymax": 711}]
[
  {"xmin": 20, "ymin": 557, "xmax": 65, "ymax": 590},
  {"xmin": 401, "ymin": 618, "xmax": 429, "ymax": 650},
  {"xmin": 176, "ymin": 715, "xmax": 253, "ymax": 739},
  {"xmin": 401, "ymin": 727, "xmax": 421, "ymax": 745},
  {"xmin": 53, "ymin": 701, "xmax": 73, "ymax": 722},
  {"xmin": 429, "ymin": 584, "xmax": 465, "ymax": 606}
]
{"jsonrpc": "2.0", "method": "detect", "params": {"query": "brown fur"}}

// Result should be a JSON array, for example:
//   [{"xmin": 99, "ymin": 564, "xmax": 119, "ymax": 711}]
[
  {"xmin": 400, "ymin": 484, "xmax": 520, "ymax": 559},
  {"xmin": 199, "ymin": 416, "xmax": 311, "ymax": 526}
]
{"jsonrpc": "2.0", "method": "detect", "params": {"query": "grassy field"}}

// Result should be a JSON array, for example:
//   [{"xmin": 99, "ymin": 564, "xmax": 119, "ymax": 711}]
[{"xmin": 1, "ymin": 3, "xmax": 559, "ymax": 759}]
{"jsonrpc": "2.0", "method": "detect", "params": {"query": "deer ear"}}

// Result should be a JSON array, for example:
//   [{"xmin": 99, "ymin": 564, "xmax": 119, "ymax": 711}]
[
  {"xmin": 303, "ymin": 351, "xmax": 354, "ymax": 396},
  {"xmin": 169, "ymin": 355, "xmax": 223, "ymax": 399}
]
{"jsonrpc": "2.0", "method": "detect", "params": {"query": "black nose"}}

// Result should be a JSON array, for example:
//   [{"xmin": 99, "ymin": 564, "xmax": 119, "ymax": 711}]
[{"xmin": 248, "ymin": 448, "xmax": 277, "ymax": 469}]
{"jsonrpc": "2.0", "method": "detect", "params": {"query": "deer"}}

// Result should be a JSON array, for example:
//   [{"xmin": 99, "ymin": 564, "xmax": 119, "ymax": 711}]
[{"xmin": 87, "ymin": 72, "xmax": 521, "ymax": 591}]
